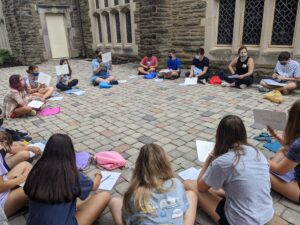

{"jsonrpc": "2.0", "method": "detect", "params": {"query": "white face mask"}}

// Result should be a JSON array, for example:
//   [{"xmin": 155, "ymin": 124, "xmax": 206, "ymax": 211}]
[
  {"xmin": 195, "ymin": 55, "xmax": 200, "ymax": 59},
  {"xmin": 240, "ymin": 52, "xmax": 248, "ymax": 58}
]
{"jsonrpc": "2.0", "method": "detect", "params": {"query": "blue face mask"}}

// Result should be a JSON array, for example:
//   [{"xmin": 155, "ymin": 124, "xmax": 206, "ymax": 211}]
[{"xmin": 32, "ymin": 72, "xmax": 39, "ymax": 77}]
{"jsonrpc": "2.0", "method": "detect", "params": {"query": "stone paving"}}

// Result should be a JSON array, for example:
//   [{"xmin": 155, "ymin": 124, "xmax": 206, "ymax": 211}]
[{"xmin": 1, "ymin": 59, "xmax": 300, "ymax": 225}]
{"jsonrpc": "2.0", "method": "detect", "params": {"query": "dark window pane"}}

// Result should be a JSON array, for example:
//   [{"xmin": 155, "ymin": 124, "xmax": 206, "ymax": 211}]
[
  {"xmin": 126, "ymin": 11, "xmax": 132, "ymax": 43},
  {"xmin": 125, "ymin": 0, "xmax": 130, "ymax": 3},
  {"xmin": 104, "ymin": 0, "xmax": 108, "ymax": 7},
  {"xmin": 106, "ymin": 14, "xmax": 111, "ymax": 43},
  {"xmin": 271, "ymin": 0, "xmax": 298, "ymax": 45},
  {"xmin": 95, "ymin": 0, "xmax": 99, "ymax": 9},
  {"xmin": 114, "ymin": 0, "xmax": 118, "ymax": 5},
  {"xmin": 242, "ymin": 0, "xmax": 264, "ymax": 45},
  {"xmin": 217, "ymin": 0, "xmax": 235, "ymax": 45},
  {"xmin": 115, "ymin": 12, "xmax": 121, "ymax": 43},
  {"xmin": 96, "ymin": 15, "xmax": 102, "ymax": 43}
]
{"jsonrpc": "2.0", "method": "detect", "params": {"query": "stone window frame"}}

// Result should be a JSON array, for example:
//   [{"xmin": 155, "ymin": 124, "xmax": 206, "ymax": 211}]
[
  {"xmin": 204, "ymin": 0, "xmax": 300, "ymax": 63},
  {"xmin": 89, "ymin": 0, "xmax": 137, "ymax": 54}
]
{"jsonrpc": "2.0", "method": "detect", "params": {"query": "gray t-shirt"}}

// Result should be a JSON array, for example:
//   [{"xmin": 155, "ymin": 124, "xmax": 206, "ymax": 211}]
[
  {"xmin": 274, "ymin": 59, "xmax": 300, "ymax": 78},
  {"xmin": 203, "ymin": 145, "xmax": 274, "ymax": 225},
  {"xmin": 123, "ymin": 178, "xmax": 189, "ymax": 225}
]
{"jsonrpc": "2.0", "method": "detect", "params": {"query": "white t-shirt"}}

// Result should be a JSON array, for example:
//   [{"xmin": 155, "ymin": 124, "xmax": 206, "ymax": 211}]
[{"xmin": 203, "ymin": 145, "xmax": 274, "ymax": 225}]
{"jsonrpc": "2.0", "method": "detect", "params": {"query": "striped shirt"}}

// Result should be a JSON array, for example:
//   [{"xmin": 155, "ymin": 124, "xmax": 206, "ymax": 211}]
[{"xmin": 274, "ymin": 59, "xmax": 300, "ymax": 78}]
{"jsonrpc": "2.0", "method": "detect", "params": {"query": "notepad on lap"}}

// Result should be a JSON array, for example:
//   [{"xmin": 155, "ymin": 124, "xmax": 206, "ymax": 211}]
[
  {"xmin": 28, "ymin": 100, "xmax": 44, "ymax": 109},
  {"xmin": 262, "ymin": 79, "xmax": 286, "ymax": 87},
  {"xmin": 272, "ymin": 170, "xmax": 295, "ymax": 183},
  {"xmin": 37, "ymin": 72, "xmax": 51, "ymax": 86},
  {"xmin": 98, "ymin": 171, "xmax": 121, "ymax": 190},
  {"xmin": 178, "ymin": 167, "xmax": 201, "ymax": 181},
  {"xmin": 196, "ymin": 140, "xmax": 215, "ymax": 162}
]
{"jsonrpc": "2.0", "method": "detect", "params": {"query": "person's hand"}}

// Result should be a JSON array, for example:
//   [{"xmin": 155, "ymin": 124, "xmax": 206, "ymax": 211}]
[
  {"xmin": 239, "ymin": 75, "xmax": 245, "ymax": 79},
  {"xmin": 272, "ymin": 73, "xmax": 278, "ymax": 79},
  {"xmin": 99, "ymin": 63, "xmax": 105, "ymax": 68},
  {"xmin": 94, "ymin": 171, "xmax": 102, "ymax": 180},
  {"xmin": 27, "ymin": 146, "xmax": 42, "ymax": 156},
  {"xmin": 267, "ymin": 126, "xmax": 276, "ymax": 137},
  {"xmin": 277, "ymin": 75, "xmax": 286, "ymax": 81}
]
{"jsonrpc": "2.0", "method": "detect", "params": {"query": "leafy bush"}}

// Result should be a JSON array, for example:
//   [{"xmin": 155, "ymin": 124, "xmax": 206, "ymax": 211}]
[{"xmin": 0, "ymin": 49, "xmax": 21, "ymax": 67}]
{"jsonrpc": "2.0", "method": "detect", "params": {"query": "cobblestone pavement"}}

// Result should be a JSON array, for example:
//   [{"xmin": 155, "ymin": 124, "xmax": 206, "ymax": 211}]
[{"xmin": 1, "ymin": 59, "xmax": 299, "ymax": 225}]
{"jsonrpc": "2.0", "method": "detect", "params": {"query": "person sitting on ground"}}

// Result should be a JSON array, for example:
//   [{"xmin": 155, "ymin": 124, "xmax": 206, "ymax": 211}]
[
  {"xmin": 56, "ymin": 59, "xmax": 79, "ymax": 91},
  {"xmin": 109, "ymin": 143, "xmax": 197, "ymax": 225},
  {"xmin": 0, "ymin": 132, "xmax": 41, "ymax": 172},
  {"xmin": 3, "ymin": 75, "xmax": 43, "ymax": 118},
  {"xmin": 0, "ymin": 131, "xmax": 32, "ymax": 218},
  {"xmin": 268, "ymin": 100, "xmax": 300, "ymax": 204},
  {"xmin": 159, "ymin": 49, "xmax": 181, "ymax": 79},
  {"xmin": 90, "ymin": 50, "xmax": 118, "ymax": 86},
  {"xmin": 186, "ymin": 48, "xmax": 209, "ymax": 84},
  {"xmin": 137, "ymin": 53, "xmax": 158, "ymax": 75},
  {"xmin": 184, "ymin": 115, "xmax": 274, "ymax": 225},
  {"xmin": 25, "ymin": 65, "xmax": 54, "ymax": 100},
  {"xmin": 223, "ymin": 46, "xmax": 254, "ymax": 89},
  {"xmin": 258, "ymin": 51, "xmax": 300, "ymax": 94},
  {"xmin": 24, "ymin": 134, "xmax": 110, "ymax": 225}
]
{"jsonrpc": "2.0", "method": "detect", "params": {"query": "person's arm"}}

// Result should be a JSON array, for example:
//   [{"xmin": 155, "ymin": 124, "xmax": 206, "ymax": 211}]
[
  {"xmin": 0, "ymin": 168, "xmax": 28, "ymax": 192},
  {"xmin": 150, "ymin": 57, "xmax": 158, "ymax": 69},
  {"xmin": 197, "ymin": 154, "xmax": 214, "ymax": 192},
  {"xmin": 198, "ymin": 66, "xmax": 208, "ymax": 77},
  {"xmin": 139, "ymin": 57, "xmax": 148, "ymax": 69},
  {"xmin": 189, "ymin": 65, "xmax": 194, "ymax": 78},
  {"xmin": 109, "ymin": 60, "xmax": 113, "ymax": 70},
  {"xmin": 267, "ymin": 126, "xmax": 285, "ymax": 145},
  {"xmin": 93, "ymin": 63, "xmax": 105, "ymax": 75},
  {"xmin": 277, "ymin": 76, "xmax": 299, "ymax": 82},
  {"xmin": 269, "ymin": 158, "xmax": 298, "ymax": 175},
  {"xmin": 177, "ymin": 59, "xmax": 182, "ymax": 73},
  {"xmin": 92, "ymin": 172, "xmax": 102, "ymax": 191},
  {"xmin": 228, "ymin": 57, "xmax": 238, "ymax": 75},
  {"xmin": 240, "ymin": 58, "xmax": 254, "ymax": 79},
  {"xmin": 14, "ymin": 92, "xmax": 28, "ymax": 107},
  {"xmin": 27, "ymin": 84, "xmax": 40, "ymax": 94}
]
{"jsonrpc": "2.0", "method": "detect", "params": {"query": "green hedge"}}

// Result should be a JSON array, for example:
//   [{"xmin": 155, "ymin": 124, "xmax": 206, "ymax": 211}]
[{"xmin": 0, "ymin": 49, "xmax": 21, "ymax": 67}]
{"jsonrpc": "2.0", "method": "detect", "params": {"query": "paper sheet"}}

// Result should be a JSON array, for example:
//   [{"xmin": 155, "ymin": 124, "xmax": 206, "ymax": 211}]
[
  {"xmin": 73, "ymin": 90, "xmax": 85, "ymax": 96},
  {"xmin": 129, "ymin": 75, "xmax": 139, "ymax": 79},
  {"xmin": 49, "ymin": 96, "xmax": 63, "ymax": 101},
  {"xmin": 37, "ymin": 72, "xmax": 51, "ymax": 86},
  {"xmin": 102, "ymin": 52, "xmax": 112, "ymax": 63},
  {"xmin": 252, "ymin": 109, "xmax": 287, "ymax": 131},
  {"xmin": 118, "ymin": 80, "xmax": 127, "ymax": 84},
  {"xmin": 228, "ymin": 74, "xmax": 240, "ymax": 79},
  {"xmin": 178, "ymin": 167, "xmax": 201, "ymax": 181},
  {"xmin": 196, "ymin": 140, "xmax": 215, "ymax": 162},
  {"xmin": 28, "ymin": 142, "xmax": 46, "ymax": 152},
  {"xmin": 98, "ymin": 171, "xmax": 121, "ymax": 190},
  {"xmin": 160, "ymin": 69, "xmax": 172, "ymax": 73},
  {"xmin": 184, "ymin": 77, "xmax": 198, "ymax": 85},
  {"xmin": 28, "ymin": 100, "xmax": 44, "ymax": 109},
  {"xmin": 155, "ymin": 78, "xmax": 164, "ymax": 82},
  {"xmin": 55, "ymin": 64, "xmax": 69, "ymax": 75},
  {"xmin": 262, "ymin": 79, "xmax": 286, "ymax": 87}
]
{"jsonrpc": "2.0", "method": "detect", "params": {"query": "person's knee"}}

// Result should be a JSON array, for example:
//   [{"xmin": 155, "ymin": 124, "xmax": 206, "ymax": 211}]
[
  {"xmin": 96, "ymin": 191, "xmax": 110, "ymax": 203},
  {"xmin": 285, "ymin": 82, "xmax": 297, "ymax": 91},
  {"xmin": 18, "ymin": 151, "xmax": 30, "ymax": 161},
  {"xmin": 48, "ymin": 86, "xmax": 54, "ymax": 93}
]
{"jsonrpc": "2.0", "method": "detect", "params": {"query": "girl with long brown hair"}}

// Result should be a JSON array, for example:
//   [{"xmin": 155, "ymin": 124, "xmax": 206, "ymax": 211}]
[
  {"xmin": 109, "ymin": 143, "xmax": 197, "ymax": 225},
  {"xmin": 269, "ymin": 100, "xmax": 300, "ymax": 203},
  {"xmin": 184, "ymin": 115, "xmax": 273, "ymax": 225}
]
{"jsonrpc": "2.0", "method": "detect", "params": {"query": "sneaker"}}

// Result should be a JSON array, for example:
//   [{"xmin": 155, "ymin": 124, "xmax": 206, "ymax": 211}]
[
  {"xmin": 109, "ymin": 80, "xmax": 119, "ymax": 85},
  {"xmin": 28, "ymin": 110, "xmax": 37, "ymax": 116},
  {"xmin": 92, "ymin": 81, "xmax": 98, "ymax": 86},
  {"xmin": 257, "ymin": 85, "xmax": 270, "ymax": 92},
  {"xmin": 221, "ymin": 81, "xmax": 230, "ymax": 87},
  {"xmin": 239, "ymin": 84, "xmax": 247, "ymax": 89}
]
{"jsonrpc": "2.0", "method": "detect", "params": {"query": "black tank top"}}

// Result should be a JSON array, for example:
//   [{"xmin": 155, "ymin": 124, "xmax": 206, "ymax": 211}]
[{"xmin": 236, "ymin": 57, "xmax": 249, "ymax": 75}]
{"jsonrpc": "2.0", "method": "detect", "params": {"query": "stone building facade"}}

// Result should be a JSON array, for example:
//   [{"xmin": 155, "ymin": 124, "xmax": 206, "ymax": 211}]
[{"xmin": 2, "ymin": 0, "xmax": 300, "ymax": 75}]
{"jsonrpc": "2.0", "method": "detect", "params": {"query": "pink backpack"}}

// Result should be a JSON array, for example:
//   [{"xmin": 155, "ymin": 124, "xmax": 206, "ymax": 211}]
[{"xmin": 94, "ymin": 151, "xmax": 126, "ymax": 170}]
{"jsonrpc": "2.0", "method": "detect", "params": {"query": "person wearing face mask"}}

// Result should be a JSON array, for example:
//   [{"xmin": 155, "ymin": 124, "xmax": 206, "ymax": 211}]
[
  {"xmin": 3, "ymin": 75, "xmax": 43, "ymax": 118},
  {"xmin": 90, "ymin": 49, "xmax": 118, "ymax": 86},
  {"xmin": 222, "ymin": 46, "xmax": 254, "ymax": 89},
  {"xmin": 258, "ymin": 51, "xmax": 300, "ymax": 94},
  {"xmin": 56, "ymin": 59, "xmax": 79, "ymax": 91},
  {"xmin": 186, "ymin": 48, "xmax": 210, "ymax": 84},
  {"xmin": 137, "ymin": 52, "xmax": 158, "ymax": 75},
  {"xmin": 25, "ymin": 65, "xmax": 54, "ymax": 100},
  {"xmin": 159, "ymin": 49, "xmax": 181, "ymax": 79}
]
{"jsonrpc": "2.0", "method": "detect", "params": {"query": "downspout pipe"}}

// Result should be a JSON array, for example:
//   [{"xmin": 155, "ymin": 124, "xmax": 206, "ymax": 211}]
[{"xmin": 75, "ymin": 0, "xmax": 86, "ymax": 57}]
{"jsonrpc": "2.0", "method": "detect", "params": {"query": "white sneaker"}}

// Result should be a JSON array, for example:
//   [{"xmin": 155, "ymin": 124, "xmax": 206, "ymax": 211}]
[
  {"xmin": 221, "ymin": 81, "xmax": 230, "ymax": 87},
  {"xmin": 257, "ymin": 85, "xmax": 270, "ymax": 92},
  {"xmin": 239, "ymin": 84, "xmax": 247, "ymax": 89}
]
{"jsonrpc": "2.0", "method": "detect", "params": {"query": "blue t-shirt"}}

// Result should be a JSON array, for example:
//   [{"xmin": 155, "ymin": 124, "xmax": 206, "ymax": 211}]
[
  {"xmin": 123, "ymin": 178, "xmax": 189, "ymax": 225},
  {"xmin": 91, "ymin": 58, "xmax": 110, "ymax": 77},
  {"xmin": 167, "ymin": 58, "xmax": 181, "ymax": 71},
  {"xmin": 287, "ymin": 138, "xmax": 300, "ymax": 183},
  {"xmin": 26, "ymin": 173, "xmax": 93, "ymax": 225}
]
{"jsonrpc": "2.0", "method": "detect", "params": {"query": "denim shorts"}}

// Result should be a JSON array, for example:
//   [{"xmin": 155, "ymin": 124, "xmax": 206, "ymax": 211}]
[{"xmin": 90, "ymin": 74, "xmax": 110, "ymax": 82}]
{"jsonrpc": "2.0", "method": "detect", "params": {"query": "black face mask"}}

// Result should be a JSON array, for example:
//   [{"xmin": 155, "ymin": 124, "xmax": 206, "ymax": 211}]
[
  {"xmin": 280, "ymin": 62, "xmax": 287, "ymax": 66},
  {"xmin": 168, "ymin": 55, "xmax": 172, "ymax": 59}
]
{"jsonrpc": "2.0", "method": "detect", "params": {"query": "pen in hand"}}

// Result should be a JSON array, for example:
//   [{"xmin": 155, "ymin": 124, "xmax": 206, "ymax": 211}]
[{"xmin": 101, "ymin": 175, "xmax": 111, "ymax": 183}]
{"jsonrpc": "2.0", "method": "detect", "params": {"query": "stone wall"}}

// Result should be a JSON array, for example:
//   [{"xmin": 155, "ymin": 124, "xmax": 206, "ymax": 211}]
[{"xmin": 1, "ymin": 0, "xmax": 89, "ymax": 65}]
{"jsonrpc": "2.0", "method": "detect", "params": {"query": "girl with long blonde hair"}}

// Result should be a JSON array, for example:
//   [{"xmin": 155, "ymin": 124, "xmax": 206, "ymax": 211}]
[{"xmin": 109, "ymin": 143, "xmax": 197, "ymax": 225}]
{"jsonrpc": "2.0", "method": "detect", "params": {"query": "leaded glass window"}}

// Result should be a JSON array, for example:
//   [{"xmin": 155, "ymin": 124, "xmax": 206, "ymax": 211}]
[
  {"xmin": 104, "ymin": 0, "xmax": 108, "ymax": 7},
  {"xmin": 271, "ymin": 0, "xmax": 298, "ymax": 45},
  {"xmin": 105, "ymin": 14, "xmax": 111, "ymax": 43},
  {"xmin": 95, "ymin": 0, "xmax": 99, "ymax": 9},
  {"xmin": 114, "ymin": 0, "xmax": 118, "ymax": 5},
  {"xmin": 125, "ymin": 0, "xmax": 130, "ymax": 3},
  {"xmin": 115, "ymin": 12, "xmax": 121, "ymax": 43},
  {"xmin": 217, "ymin": 0, "xmax": 236, "ymax": 45},
  {"xmin": 126, "ymin": 11, "xmax": 132, "ymax": 43},
  {"xmin": 96, "ymin": 14, "xmax": 103, "ymax": 43},
  {"xmin": 242, "ymin": 0, "xmax": 264, "ymax": 45}
]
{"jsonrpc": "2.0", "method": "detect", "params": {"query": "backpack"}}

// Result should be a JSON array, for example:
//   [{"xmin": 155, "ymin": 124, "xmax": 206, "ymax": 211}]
[
  {"xmin": 94, "ymin": 151, "xmax": 126, "ymax": 170},
  {"xmin": 144, "ymin": 72, "xmax": 157, "ymax": 79},
  {"xmin": 209, "ymin": 76, "xmax": 222, "ymax": 85},
  {"xmin": 75, "ymin": 151, "xmax": 91, "ymax": 171}
]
